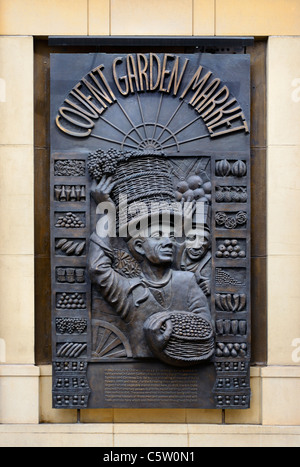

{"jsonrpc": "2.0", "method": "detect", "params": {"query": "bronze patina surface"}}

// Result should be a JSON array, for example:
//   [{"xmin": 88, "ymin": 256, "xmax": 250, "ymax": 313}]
[{"xmin": 50, "ymin": 52, "xmax": 251, "ymax": 409}]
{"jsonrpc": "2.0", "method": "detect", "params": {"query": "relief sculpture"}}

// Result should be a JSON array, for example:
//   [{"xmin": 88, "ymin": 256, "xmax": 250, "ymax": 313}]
[
  {"xmin": 87, "ymin": 150, "xmax": 215, "ymax": 366},
  {"xmin": 50, "ymin": 52, "xmax": 251, "ymax": 409}
]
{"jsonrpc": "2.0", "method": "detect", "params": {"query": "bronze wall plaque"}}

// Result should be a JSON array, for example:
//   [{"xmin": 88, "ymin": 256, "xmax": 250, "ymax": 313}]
[{"xmin": 50, "ymin": 52, "xmax": 251, "ymax": 409}]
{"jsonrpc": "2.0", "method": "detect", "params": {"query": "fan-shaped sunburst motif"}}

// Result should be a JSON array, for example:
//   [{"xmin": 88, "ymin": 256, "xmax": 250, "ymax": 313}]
[
  {"xmin": 90, "ymin": 93, "xmax": 209, "ymax": 152},
  {"xmin": 92, "ymin": 320, "xmax": 132, "ymax": 359}
]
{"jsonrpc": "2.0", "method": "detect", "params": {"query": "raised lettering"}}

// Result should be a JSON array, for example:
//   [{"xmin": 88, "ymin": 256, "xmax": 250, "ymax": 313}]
[
  {"xmin": 197, "ymin": 85, "xmax": 230, "ymax": 118},
  {"xmin": 113, "ymin": 57, "xmax": 129, "ymax": 96},
  {"xmin": 180, "ymin": 66, "xmax": 212, "ymax": 101},
  {"xmin": 137, "ymin": 54, "xmax": 149, "ymax": 91},
  {"xmin": 127, "ymin": 54, "xmax": 140, "ymax": 93},
  {"xmin": 208, "ymin": 111, "xmax": 249, "ymax": 137},
  {"xmin": 65, "ymin": 89, "xmax": 99, "ymax": 119},
  {"xmin": 203, "ymin": 98, "xmax": 241, "ymax": 125},
  {"xmin": 91, "ymin": 64, "xmax": 116, "ymax": 102},
  {"xmin": 56, "ymin": 114, "xmax": 92, "ymax": 138},
  {"xmin": 73, "ymin": 83, "xmax": 105, "ymax": 114},
  {"xmin": 81, "ymin": 78, "xmax": 109, "ymax": 110},
  {"xmin": 160, "ymin": 54, "xmax": 174, "ymax": 92},
  {"xmin": 149, "ymin": 53, "xmax": 161, "ymax": 91},
  {"xmin": 167, "ymin": 56, "xmax": 189, "ymax": 96},
  {"xmin": 59, "ymin": 106, "xmax": 95, "ymax": 129},
  {"xmin": 194, "ymin": 78, "xmax": 221, "ymax": 111}
]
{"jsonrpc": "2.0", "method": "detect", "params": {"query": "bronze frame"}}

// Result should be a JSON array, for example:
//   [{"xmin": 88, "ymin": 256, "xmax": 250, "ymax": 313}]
[{"xmin": 34, "ymin": 38, "xmax": 267, "ymax": 384}]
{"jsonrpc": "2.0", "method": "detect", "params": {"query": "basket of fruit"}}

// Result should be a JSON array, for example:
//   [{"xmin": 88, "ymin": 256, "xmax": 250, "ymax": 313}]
[{"xmin": 163, "ymin": 311, "xmax": 214, "ymax": 362}]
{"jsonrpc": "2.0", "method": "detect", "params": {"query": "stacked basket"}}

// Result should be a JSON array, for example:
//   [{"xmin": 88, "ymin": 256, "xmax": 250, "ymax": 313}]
[{"xmin": 88, "ymin": 149, "xmax": 181, "ymax": 232}]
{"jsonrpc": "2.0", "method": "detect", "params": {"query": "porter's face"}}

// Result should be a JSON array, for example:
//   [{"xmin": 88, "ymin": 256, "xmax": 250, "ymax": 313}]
[
  {"xmin": 185, "ymin": 229, "xmax": 210, "ymax": 261},
  {"xmin": 132, "ymin": 224, "xmax": 175, "ymax": 265}
]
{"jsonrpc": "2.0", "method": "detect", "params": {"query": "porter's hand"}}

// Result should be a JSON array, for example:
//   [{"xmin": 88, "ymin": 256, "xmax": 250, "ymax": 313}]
[
  {"xmin": 200, "ymin": 279, "xmax": 211, "ymax": 296},
  {"xmin": 91, "ymin": 175, "xmax": 115, "ymax": 204},
  {"xmin": 144, "ymin": 312, "xmax": 173, "ymax": 352}
]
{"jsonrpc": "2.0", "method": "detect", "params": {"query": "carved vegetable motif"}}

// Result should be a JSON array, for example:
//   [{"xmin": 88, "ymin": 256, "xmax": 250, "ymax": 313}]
[
  {"xmin": 55, "ymin": 239, "xmax": 86, "ymax": 256},
  {"xmin": 215, "ymin": 186, "xmax": 247, "ymax": 203},
  {"xmin": 215, "ymin": 212, "xmax": 227, "ymax": 225},
  {"xmin": 215, "ymin": 212, "xmax": 247, "ymax": 229},
  {"xmin": 57, "ymin": 342, "xmax": 87, "ymax": 357},
  {"xmin": 215, "ymin": 342, "xmax": 247, "ymax": 358},
  {"xmin": 215, "ymin": 319, "xmax": 247, "ymax": 336},
  {"xmin": 54, "ymin": 160, "xmax": 85, "ymax": 177},
  {"xmin": 215, "ymin": 268, "xmax": 243, "ymax": 286},
  {"xmin": 54, "ymin": 185, "xmax": 86, "ymax": 202},
  {"xmin": 224, "ymin": 217, "xmax": 237, "ymax": 229},
  {"xmin": 232, "ymin": 160, "xmax": 247, "ymax": 177},
  {"xmin": 215, "ymin": 293, "xmax": 247, "ymax": 311},
  {"xmin": 216, "ymin": 187, "xmax": 225, "ymax": 202},
  {"xmin": 215, "ymin": 159, "xmax": 231, "ymax": 177},
  {"xmin": 223, "ymin": 187, "xmax": 232, "ymax": 203},
  {"xmin": 215, "ymin": 160, "xmax": 247, "ymax": 178},
  {"xmin": 236, "ymin": 211, "xmax": 248, "ymax": 225},
  {"xmin": 239, "ymin": 188, "xmax": 248, "ymax": 203}
]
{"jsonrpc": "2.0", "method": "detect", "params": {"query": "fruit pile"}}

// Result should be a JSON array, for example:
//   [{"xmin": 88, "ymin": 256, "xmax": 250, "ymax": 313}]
[
  {"xmin": 216, "ymin": 239, "xmax": 246, "ymax": 258},
  {"xmin": 175, "ymin": 175, "xmax": 211, "ymax": 203},
  {"xmin": 55, "ymin": 212, "xmax": 85, "ymax": 228},
  {"xmin": 56, "ymin": 317, "xmax": 87, "ymax": 334},
  {"xmin": 56, "ymin": 292, "xmax": 86, "ymax": 309},
  {"xmin": 215, "ymin": 268, "xmax": 242, "ymax": 286},
  {"xmin": 164, "ymin": 312, "xmax": 213, "ymax": 339},
  {"xmin": 215, "ymin": 342, "xmax": 247, "ymax": 358},
  {"xmin": 88, "ymin": 148, "xmax": 121, "ymax": 181},
  {"xmin": 54, "ymin": 159, "xmax": 85, "ymax": 177}
]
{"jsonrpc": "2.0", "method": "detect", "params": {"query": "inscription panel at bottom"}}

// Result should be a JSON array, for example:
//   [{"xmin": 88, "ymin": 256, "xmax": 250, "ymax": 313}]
[{"xmin": 87, "ymin": 362, "xmax": 216, "ymax": 409}]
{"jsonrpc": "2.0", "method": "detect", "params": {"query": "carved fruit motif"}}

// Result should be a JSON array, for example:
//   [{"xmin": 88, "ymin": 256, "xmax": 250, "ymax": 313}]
[
  {"xmin": 239, "ymin": 188, "xmax": 248, "ymax": 203},
  {"xmin": 232, "ymin": 160, "xmax": 247, "ymax": 177},
  {"xmin": 223, "ymin": 188, "xmax": 232, "ymax": 203},
  {"xmin": 216, "ymin": 187, "xmax": 224, "ymax": 202},
  {"xmin": 175, "ymin": 175, "xmax": 211, "ymax": 203},
  {"xmin": 215, "ymin": 159, "xmax": 231, "ymax": 177}
]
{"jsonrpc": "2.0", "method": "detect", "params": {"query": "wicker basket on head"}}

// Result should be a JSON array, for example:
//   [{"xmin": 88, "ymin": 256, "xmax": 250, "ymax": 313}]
[
  {"xmin": 88, "ymin": 149, "xmax": 182, "ymax": 233},
  {"xmin": 111, "ymin": 152, "xmax": 178, "ymax": 221}
]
